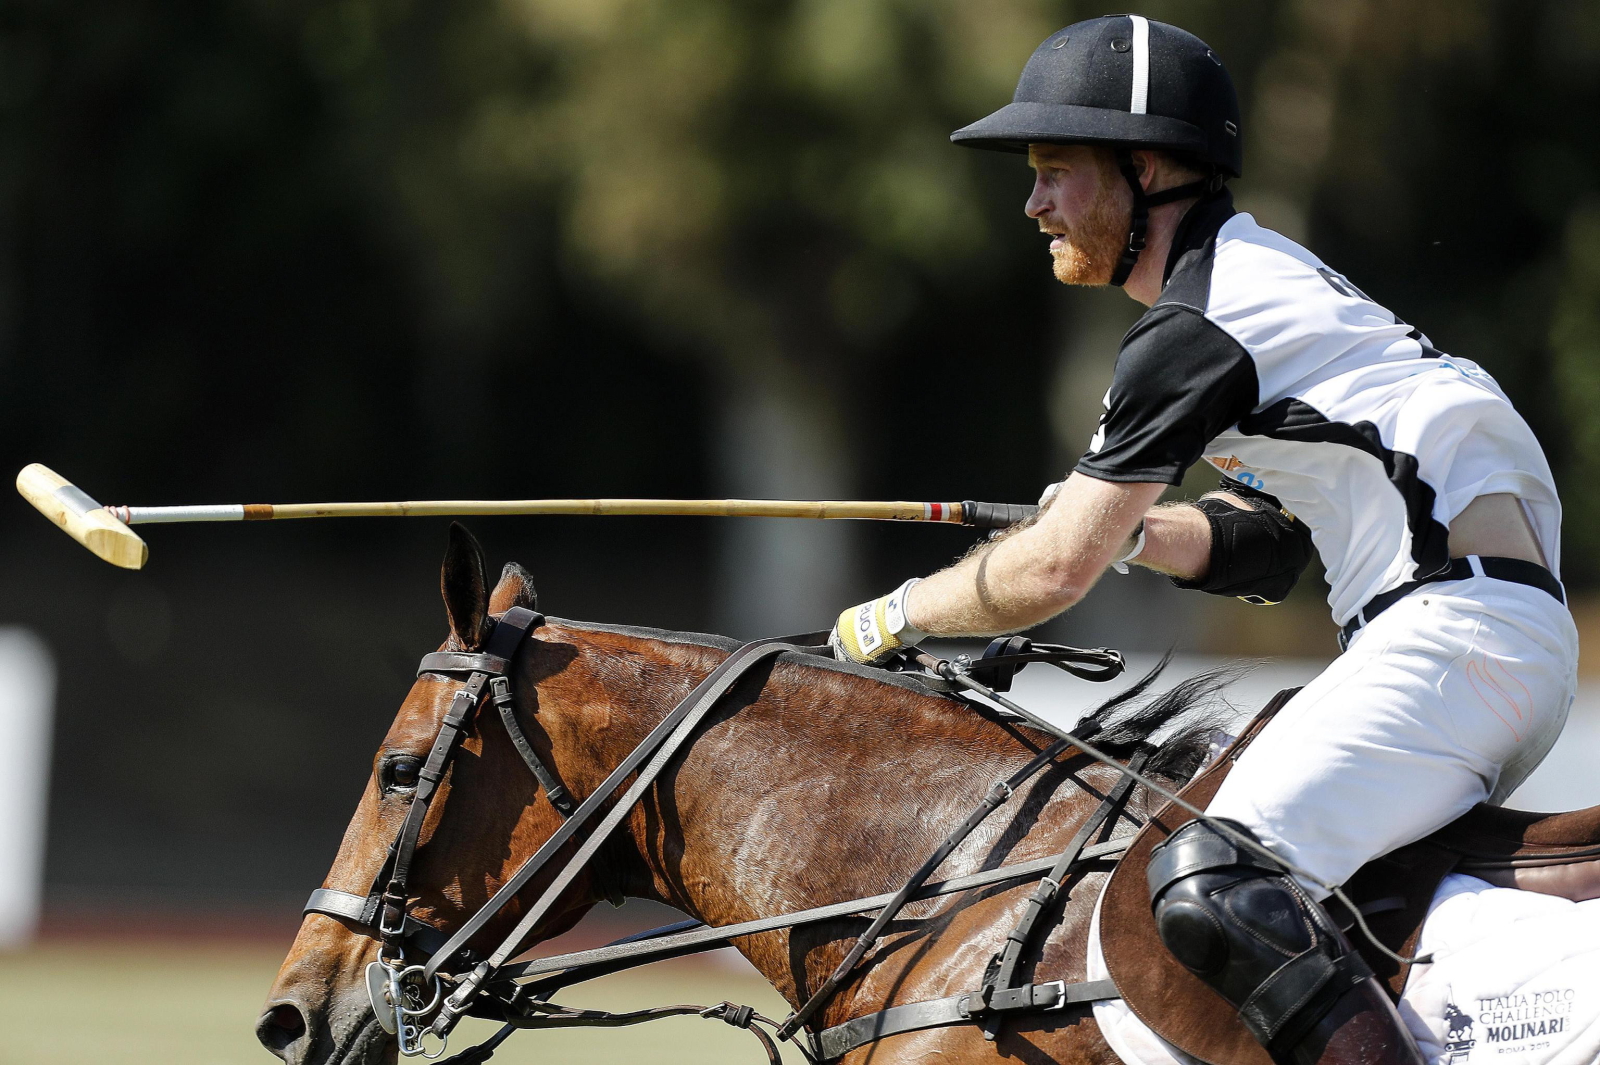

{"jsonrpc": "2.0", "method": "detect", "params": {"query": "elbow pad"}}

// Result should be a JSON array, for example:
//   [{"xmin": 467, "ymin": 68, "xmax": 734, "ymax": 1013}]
[{"xmin": 1169, "ymin": 488, "xmax": 1315, "ymax": 605}]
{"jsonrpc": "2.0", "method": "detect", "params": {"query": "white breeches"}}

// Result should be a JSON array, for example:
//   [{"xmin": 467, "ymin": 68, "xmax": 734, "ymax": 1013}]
[{"xmin": 1206, "ymin": 574, "xmax": 1580, "ymax": 896}]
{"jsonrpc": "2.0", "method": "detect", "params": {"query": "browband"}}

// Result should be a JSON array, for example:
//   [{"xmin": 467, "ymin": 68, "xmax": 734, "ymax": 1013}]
[{"xmin": 418, "ymin": 651, "xmax": 509, "ymax": 677}]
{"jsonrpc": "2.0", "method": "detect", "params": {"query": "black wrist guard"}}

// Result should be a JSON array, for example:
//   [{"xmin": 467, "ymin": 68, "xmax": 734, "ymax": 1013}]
[{"xmin": 1169, "ymin": 488, "xmax": 1315, "ymax": 605}]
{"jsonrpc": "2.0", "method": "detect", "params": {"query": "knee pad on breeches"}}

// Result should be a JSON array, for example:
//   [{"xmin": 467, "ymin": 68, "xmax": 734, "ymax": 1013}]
[{"xmin": 1146, "ymin": 819, "xmax": 1373, "ymax": 1054}]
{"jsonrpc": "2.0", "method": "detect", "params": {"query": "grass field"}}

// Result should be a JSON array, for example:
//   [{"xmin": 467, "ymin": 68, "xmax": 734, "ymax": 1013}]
[{"xmin": 0, "ymin": 942, "xmax": 799, "ymax": 1065}]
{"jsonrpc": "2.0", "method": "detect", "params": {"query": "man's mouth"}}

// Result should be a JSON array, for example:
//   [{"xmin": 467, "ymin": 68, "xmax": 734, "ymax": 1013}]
[{"xmin": 1044, "ymin": 230, "xmax": 1068, "ymax": 252}]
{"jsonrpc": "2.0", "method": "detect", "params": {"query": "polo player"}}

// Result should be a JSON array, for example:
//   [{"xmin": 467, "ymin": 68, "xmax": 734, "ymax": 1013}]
[{"xmin": 829, "ymin": 15, "xmax": 1577, "ymax": 1065}]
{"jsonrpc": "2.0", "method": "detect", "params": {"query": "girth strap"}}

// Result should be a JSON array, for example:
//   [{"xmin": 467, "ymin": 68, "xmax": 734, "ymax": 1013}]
[{"xmin": 816, "ymin": 979, "xmax": 1118, "ymax": 1060}]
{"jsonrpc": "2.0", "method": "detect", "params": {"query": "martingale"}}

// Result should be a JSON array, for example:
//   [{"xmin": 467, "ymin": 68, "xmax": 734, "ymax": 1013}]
[{"xmin": 301, "ymin": 608, "xmax": 1139, "ymax": 1063}]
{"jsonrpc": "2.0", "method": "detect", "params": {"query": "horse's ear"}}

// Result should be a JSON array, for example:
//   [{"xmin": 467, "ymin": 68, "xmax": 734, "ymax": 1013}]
[
  {"xmin": 441, "ymin": 522, "xmax": 491, "ymax": 650},
  {"xmin": 488, "ymin": 562, "xmax": 539, "ymax": 615}
]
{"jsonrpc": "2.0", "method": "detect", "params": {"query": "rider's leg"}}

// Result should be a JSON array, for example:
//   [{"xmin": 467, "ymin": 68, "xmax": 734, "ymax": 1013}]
[
  {"xmin": 1149, "ymin": 818, "xmax": 1421, "ymax": 1065},
  {"xmin": 1210, "ymin": 577, "xmax": 1575, "ymax": 890},
  {"xmin": 1152, "ymin": 577, "xmax": 1576, "ymax": 1065}
]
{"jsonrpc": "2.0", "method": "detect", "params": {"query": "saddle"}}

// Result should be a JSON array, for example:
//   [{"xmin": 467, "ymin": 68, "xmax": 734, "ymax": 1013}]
[{"xmin": 1101, "ymin": 688, "xmax": 1600, "ymax": 1065}]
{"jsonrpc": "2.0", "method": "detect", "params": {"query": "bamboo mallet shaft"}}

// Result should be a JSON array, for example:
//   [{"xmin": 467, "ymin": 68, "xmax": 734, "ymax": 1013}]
[
  {"xmin": 18, "ymin": 463, "xmax": 1038, "ymax": 571},
  {"xmin": 113, "ymin": 498, "xmax": 957, "ymax": 523}
]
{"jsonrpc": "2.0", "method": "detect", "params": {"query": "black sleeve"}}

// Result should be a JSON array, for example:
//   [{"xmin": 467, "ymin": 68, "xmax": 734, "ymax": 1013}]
[{"xmin": 1075, "ymin": 305, "xmax": 1259, "ymax": 485}]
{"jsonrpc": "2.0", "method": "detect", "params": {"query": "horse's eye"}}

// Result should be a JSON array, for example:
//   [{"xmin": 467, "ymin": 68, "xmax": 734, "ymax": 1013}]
[{"xmin": 387, "ymin": 758, "xmax": 422, "ymax": 791}]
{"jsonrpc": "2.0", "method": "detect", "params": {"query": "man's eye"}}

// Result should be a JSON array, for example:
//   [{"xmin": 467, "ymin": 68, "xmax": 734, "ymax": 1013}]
[{"xmin": 387, "ymin": 758, "xmax": 422, "ymax": 791}]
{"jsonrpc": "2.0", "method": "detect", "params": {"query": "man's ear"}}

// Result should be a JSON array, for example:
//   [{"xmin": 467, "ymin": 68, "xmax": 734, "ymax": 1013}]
[
  {"xmin": 1132, "ymin": 148, "xmax": 1160, "ymax": 191},
  {"xmin": 488, "ymin": 562, "xmax": 539, "ymax": 615},
  {"xmin": 441, "ymin": 522, "xmax": 491, "ymax": 650}
]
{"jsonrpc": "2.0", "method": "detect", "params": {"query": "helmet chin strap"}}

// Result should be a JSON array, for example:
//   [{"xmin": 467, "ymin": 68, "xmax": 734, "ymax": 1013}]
[{"xmin": 1109, "ymin": 147, "xmax": 1223, "ymax": 288}]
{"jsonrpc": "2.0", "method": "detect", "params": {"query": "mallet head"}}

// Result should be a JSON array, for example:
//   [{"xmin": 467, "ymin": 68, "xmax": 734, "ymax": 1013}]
[{"xmin": 17, "ymin": 464, "xmax": 149, "ymax": 570}]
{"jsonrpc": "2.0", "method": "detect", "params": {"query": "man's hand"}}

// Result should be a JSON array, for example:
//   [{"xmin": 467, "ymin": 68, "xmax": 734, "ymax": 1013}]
[{"xmin": 829, "ymin": 579, "xmax": 925, "ymax": 665}]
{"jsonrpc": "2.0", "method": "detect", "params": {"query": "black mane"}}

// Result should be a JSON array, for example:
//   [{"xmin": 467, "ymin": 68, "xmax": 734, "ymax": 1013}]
[{"xmin": 1076, "ymin": 653, "xmax": 1251, "ymax": 783}]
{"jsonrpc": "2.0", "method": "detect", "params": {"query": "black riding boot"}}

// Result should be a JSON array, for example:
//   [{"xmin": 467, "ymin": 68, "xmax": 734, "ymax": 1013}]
[{"xmin": 1147, "ymin": 819, "xmax": 1425, "ymax": 1065}]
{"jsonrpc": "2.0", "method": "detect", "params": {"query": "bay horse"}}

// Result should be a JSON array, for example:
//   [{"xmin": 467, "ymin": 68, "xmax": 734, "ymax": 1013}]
[{"xmin": 257, "ymin": 525, "xmax": 1224, "ymax": 1064}]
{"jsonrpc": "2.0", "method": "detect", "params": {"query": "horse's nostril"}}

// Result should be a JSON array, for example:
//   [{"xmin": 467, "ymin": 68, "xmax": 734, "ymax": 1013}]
[
  {"xmin": 269, "ymin": 1004, "xmax": 305, "ymax": 1034},
  {"xmin": 256, "ymin": 1001, "xmax": 308, "ymax": 1053}
]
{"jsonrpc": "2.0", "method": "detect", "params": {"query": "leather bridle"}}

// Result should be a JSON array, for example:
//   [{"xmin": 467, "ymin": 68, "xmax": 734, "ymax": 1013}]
[
  {"xmin": 306, "ymin": 607, "xmax": 850, "ymax": 1057},
  {"xmin": 303, "ymin": 608, "xmax": 1140, "ymax": 1062},
  {"xmin": 305, "ymin": 605, "xmax": 562, "ymax": 1054}
]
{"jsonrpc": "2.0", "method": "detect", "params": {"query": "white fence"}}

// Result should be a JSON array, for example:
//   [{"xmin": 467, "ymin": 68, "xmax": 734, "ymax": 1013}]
[{"xmin": 0, "ymin": 629, "xmax": 54, "ymax": 949}]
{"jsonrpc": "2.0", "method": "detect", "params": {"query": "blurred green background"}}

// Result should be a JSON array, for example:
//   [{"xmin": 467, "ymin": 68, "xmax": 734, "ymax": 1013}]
[{"xmin": 1, "ymin": 0, "xmax": 1598, "ymax": 1060}]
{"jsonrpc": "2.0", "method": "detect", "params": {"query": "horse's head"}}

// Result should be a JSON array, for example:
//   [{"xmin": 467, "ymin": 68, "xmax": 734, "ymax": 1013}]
[{"xmin": 257, "ymin": 524, "xmax": 605, "ymax": 1065}]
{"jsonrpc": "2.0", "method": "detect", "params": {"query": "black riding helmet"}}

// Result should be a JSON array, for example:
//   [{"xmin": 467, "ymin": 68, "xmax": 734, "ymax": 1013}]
[{"xmin": 952, "ymin": 14, "xmax": 1242, "ymax": 286}]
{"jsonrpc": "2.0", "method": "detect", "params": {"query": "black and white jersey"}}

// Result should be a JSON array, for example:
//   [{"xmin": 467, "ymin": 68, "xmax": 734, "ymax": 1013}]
[{"xmin": 1077, "ymin": 191, "xmax": 1561, "ymax": 625}]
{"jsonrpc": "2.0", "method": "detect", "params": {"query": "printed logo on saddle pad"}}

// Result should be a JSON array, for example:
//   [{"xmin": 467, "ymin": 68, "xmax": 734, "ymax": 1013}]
[
  {"xmin": 1441, "ymin": 993, "xmax": 1476, "ymax": 1063},
  {"xmin": 1441, "ymin": 986, "xmax": 1577, "ymax": 1061},
  {"xmin": 1477, "ymin": 988, "xmax": 1576, "ymax": 1055}
]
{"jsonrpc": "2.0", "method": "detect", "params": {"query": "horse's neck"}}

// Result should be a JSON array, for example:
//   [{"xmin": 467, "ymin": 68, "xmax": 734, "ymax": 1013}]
[{"xmin": 546, "ymin": 622, "xmax": 1085, "ymax": 943}]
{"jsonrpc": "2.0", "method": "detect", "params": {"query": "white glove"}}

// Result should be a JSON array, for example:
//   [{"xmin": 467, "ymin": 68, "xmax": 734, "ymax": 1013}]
[{"xmin": 829, "ymin": 579, "xmax": 926, "ymax": 665}]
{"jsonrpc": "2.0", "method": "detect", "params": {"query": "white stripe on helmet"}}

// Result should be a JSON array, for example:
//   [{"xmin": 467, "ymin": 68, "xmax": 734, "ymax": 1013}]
[{"xmin": 1129, "ymin": 15, "xmax": 1150, "ymax": 115}]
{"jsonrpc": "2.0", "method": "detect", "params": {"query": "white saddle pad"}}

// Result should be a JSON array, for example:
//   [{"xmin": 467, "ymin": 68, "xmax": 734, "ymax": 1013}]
[{"xmin": 1086, "ymin": 873, "xmax": 1600, "ymax": 1065}]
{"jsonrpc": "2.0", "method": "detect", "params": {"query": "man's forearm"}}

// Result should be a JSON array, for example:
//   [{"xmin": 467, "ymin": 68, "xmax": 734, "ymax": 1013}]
[
  {"xmin": 1130, "ymin": 501, "xmax": 1212, "ymax": 577},
  {"xmin": 904, "ymin": 474, "xmax": 1166, "ymax": 637},
  {"xmin": 904, "ymin": 524, "xmax": 1099, "ymax": 637},
  {"xmin": 829, "ymin": 479, "xmax": 1274, "ymax": 663},
  {"xmin": 903, "ymin": 488, "xmax": 1233, "ymax": 637}
]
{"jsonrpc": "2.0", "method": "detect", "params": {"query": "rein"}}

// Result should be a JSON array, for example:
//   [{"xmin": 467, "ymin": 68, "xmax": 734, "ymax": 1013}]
[{"xmin": 303, "ymin": 612, "xmax": 1146, "ymax": 1062}]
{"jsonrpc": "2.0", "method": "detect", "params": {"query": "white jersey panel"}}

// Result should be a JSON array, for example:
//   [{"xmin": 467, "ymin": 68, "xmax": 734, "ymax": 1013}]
[
  {"xmin": 1201, "ymin": 215, "xmax": 1561, "ymax": 623},
  {"xmin": 1077, "ymin": 193, "xmax": 1562, "ymax": 627},
  {"xmin": 1206, "ymin": 218, "xmax": 1424, "ymax": 400}
]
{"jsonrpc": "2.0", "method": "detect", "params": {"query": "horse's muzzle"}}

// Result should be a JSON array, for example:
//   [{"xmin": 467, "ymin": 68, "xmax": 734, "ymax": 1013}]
[
  {"xmin": 255, "ymin": 990, "xmax": 392, "ymax": 1065},
  {"xmin": 262, "ymin": 911, "xmax": 397, "ymax": 1065}
]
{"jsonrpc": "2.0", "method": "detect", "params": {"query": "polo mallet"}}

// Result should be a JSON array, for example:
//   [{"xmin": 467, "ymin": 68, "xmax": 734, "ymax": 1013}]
[{"xmin": 17, "ymin": 463, "xmax": 1039, "ymax": 571}]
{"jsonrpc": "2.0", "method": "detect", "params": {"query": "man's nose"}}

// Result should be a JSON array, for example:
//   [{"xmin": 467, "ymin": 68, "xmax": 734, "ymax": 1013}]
[{"xmin": 1025, "ymin": 176, "xmax": 1050, "ymax": 219}]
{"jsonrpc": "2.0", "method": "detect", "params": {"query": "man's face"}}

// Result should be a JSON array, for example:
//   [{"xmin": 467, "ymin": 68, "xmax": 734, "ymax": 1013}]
[{"xmin": 1025, "ymin": 144, "xmax": 1128, "ymax": 286}]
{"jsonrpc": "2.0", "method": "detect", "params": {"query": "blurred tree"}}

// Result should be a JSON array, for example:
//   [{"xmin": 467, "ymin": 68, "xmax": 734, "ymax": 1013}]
[{"xmin": 286, "ymin": 0, "xmax": 1094, "ymax": 632}]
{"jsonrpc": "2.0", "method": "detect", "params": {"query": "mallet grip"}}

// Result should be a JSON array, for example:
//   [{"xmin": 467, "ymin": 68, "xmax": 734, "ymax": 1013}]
[{"xmin": 959, "ymin": 501, "xmax": 1039, "ymax": 530}]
